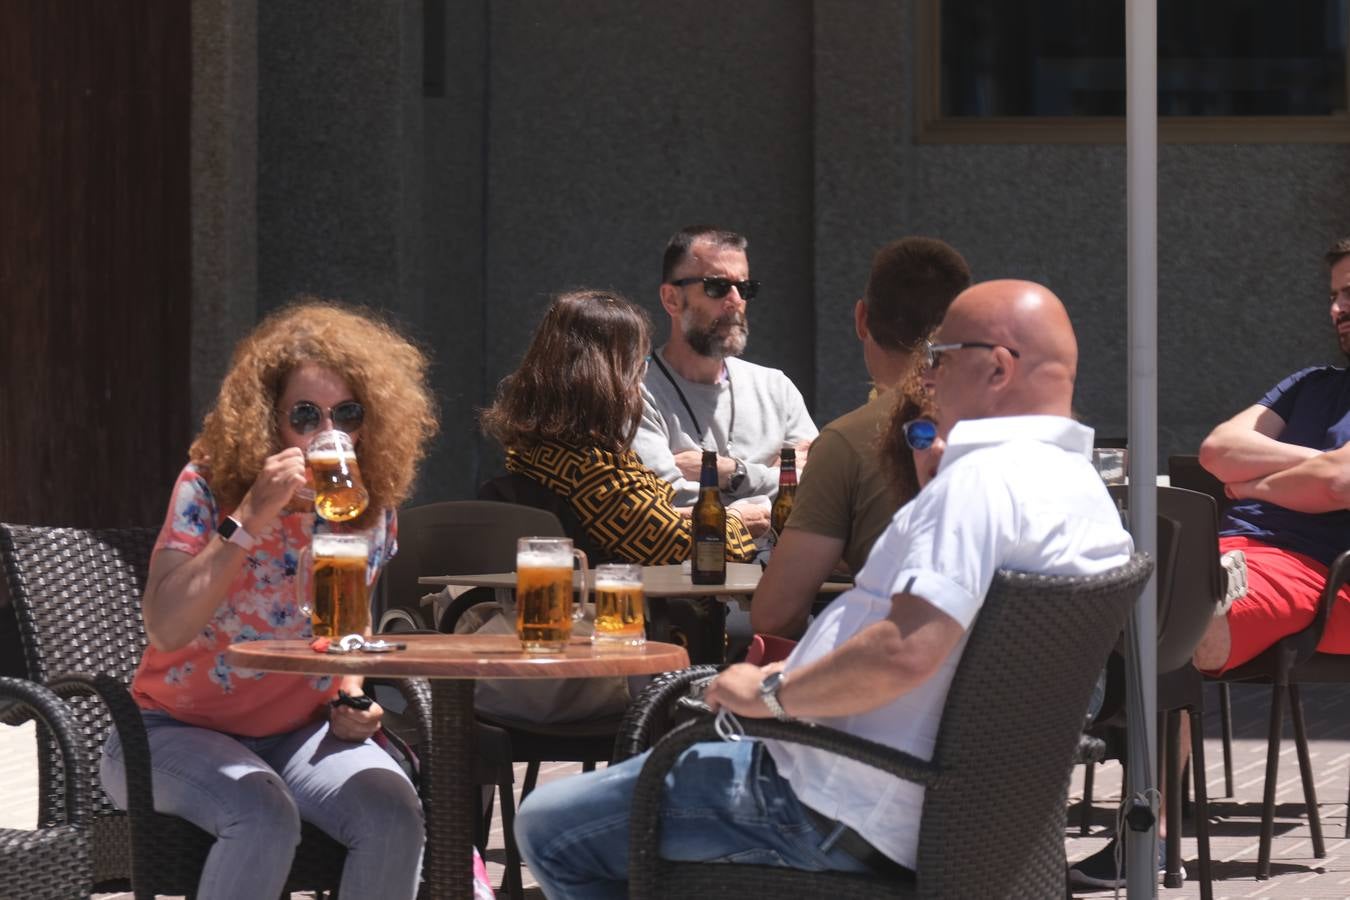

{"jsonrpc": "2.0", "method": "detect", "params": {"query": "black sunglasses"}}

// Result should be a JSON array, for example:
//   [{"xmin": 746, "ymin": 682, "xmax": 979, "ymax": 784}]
[
  {"xmin": 902, "ymin": 418, "xmax": 938, "ymax": 452},
  {"xmin": 923, "ymin": 340, "xmax": 1021, "ymax": 370},
  {"xmin": 288, "ymin": 400, "xmax": 365, "ymax": 436},
  {"xmin": 668, "ymin": 276, "xmax": 760, "ymax": 301}
]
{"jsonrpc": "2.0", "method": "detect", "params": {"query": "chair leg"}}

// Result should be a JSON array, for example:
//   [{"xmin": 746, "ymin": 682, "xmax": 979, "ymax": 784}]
[
  {"xmin": 1189, "ymin": 708, "xmax": 1214, "ymax": 900},
  {"xmin": 1079, "ymin": 760, "xmax": 1095, "ymax": 836},
  {"xmin": 477, "ymin": 784, "xmax": 495, "ymax": 852},
  {"xmin": 1219, "ymin": 682, "xmax": 1234, "ymax": 798},
  {"xmin": 1289, "ymin": 684, "xmax": 1326, "ymax": 858},
  {"xmin": 497, "ymin": 774, "xmax": 526, "ymax": 900},
  {"xmin": 1164, "ymin": 710, "xmax": 1183, "ymax": 889},
  {"xmin": 1257, "ymin": 683, "xmax": 1286, "ymax": 880},
  {"xmin": 582, "ymin": 759, "xmax": 597, "ymax": 773},
  {"xmin": 522, "ymin": 761, "xmax": 542, "ymax": 799}
]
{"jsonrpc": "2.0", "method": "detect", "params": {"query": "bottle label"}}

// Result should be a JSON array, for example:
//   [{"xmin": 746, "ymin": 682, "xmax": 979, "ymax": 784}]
[{"xmin": 695, "ymin": 539, "xmax": 724, "ymax": 572}]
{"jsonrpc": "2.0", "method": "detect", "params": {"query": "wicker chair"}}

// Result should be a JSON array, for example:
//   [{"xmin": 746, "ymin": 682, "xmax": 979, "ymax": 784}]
[
  {"xmin": 0, "ymin": 676, "xmax": 92, "ymax": 900},
  {"xmin": 620, "ymin": 554, "xmax": 1153, "ymax": 899},
  {"xmin": 0, "ymin": 522, "xmax": 435, "ymax": 899}
]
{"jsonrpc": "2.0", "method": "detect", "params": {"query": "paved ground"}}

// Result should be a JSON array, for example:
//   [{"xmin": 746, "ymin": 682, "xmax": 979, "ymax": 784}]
[{"xmin": 3, "ymin": 680, "xmax": 1350, "ymax": 899}]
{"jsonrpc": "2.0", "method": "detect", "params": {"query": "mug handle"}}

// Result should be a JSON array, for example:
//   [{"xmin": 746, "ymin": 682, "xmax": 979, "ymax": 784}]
[
  {"xmin": 572, "ymin": 548, "xmax": 589, "ymax": 620},
  {"xmin": 296, "ymin": 545, "xmax": 313, "ymax": 620}
]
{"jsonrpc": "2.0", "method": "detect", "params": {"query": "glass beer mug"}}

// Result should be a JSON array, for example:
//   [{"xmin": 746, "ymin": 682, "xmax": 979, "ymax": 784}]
[
  {"xmin": 298, "ymin": 532, "xmax": 373, "ymax": 638},
  {"xmin": 306, "ymin": 429, "xmax": 369, "ymax": 522},
  {"xmin": 592, "ymin": 563, "xmax": 645, "ymax": 647},
  {"xmin": 515, "ymin": 537, "xmax": 588, "ymax": 652}
]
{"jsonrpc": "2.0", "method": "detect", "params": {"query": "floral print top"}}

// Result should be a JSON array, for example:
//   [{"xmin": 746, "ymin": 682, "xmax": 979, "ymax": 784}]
[{"xmin": 130, "ymin": 463, "xmax": 397, "ymax": 737}]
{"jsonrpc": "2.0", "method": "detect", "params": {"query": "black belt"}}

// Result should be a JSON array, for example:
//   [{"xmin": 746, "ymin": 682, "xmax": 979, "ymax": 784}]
[{"xmin": 801, "ymin": 805, "xmax": 915, "ymax": 881}]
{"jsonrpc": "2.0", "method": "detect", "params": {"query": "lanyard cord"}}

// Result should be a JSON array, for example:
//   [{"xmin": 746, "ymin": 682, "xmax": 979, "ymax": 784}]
[{"xmin": 649, "ymin": 351, "xmax": 735, "ymax": 447}]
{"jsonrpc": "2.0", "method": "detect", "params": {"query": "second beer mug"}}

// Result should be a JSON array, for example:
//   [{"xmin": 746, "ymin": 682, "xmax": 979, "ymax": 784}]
[
  {"xmin": 299, "ymin": 532, "xmax": 372, "ymax": 638},
  {"xmin": 515, "ymin": 537, "xmax": 587, "ymax": 652},
  {"xmin": 307, "ymin": 429, "xmax": 369, "ymax": 522},
  {"xmin": 593, "ymin": 563, "xmax": 645, "ymax": 647}
]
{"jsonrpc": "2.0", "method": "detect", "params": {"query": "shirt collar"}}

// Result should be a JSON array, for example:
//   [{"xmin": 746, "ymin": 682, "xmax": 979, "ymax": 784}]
[{"xmin": 937, "ymin": 415, "xmax": 1095, "ymax": 474}]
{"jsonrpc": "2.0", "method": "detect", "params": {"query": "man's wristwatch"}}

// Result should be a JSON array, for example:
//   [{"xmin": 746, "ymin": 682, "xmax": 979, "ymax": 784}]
[
  {"xmin": 759, "ymin": 671, "xmax": 791, "ymax": 720},
  {"xmin": 728, "ymin": 458, "xmax": 747, "ymax": 492},
  {"xmin": 216, "ymin": 515, "xmax": 256, "ymax": 551}
]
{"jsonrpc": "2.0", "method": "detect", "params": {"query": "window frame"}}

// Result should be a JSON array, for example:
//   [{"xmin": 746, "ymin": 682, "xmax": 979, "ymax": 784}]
[{"xmin": 916, "ymin": 0, "xmax": 1350, "ymax": 144}]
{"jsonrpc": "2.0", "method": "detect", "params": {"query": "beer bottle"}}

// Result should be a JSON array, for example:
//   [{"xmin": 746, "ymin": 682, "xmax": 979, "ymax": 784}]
[
  {"xmin": 770, "ymin": 447, "xmax": 797, "ymax": 540},
  {"xmin": 690, "ymin": 449, "xmax": 727, "ymax": 585}
]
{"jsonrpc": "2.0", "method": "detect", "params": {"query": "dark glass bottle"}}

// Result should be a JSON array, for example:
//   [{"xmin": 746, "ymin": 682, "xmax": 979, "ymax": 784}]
[
  {"xmin": 690, "ymin": 449, "xmax": 727, "ymax": 585},
  {"xmin": 771, "ymin": 447, "xmax": 797, "ymax": 539}
]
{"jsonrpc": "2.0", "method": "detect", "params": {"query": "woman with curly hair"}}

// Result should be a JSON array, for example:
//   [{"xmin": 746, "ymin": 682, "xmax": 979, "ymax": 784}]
[
  {"xmin": 100, "ymin": 300, "xmax": 438, "ymax": 900},
  {"xmin": 480, "ymin": 289, "xmax": 759, "ymax": 564}
]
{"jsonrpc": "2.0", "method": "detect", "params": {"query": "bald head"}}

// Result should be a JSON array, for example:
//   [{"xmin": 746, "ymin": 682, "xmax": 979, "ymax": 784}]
[{"xmin": 930, "ymin": 279, "xmax": 1077, "ymax": 426}]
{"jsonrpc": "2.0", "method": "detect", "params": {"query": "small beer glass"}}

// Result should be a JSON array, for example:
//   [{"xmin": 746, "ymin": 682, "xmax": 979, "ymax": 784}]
[
  {"xmin": 592, "ymin": 563, "xmax": 645, "ymax": 647},
  {"xmin": 1091, "ymin": 448, "xmax": 1128, "ymax": 486},
  {"xmin": 307, "ymin": 429, "xmax": 369, "ymax": 522},
  {"xmin": 299, "ymin": 532, "xmax": 372, "ymax": 638},
  {"xmin": 515, "ymin": 537, "xmax": 588, "ymax": 652}
]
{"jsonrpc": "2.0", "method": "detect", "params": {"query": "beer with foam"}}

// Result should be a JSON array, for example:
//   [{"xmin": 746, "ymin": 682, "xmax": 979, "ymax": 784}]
[
  {"xmin": 593, "ymin": 563, "xmax": 645, "ymax": 646},
  {"xmin": 515, "ymin": 538, "xmax": 587, "ymax": 652},
  {"xmin": 309, "ymin": 533, "xmax": 371, "ymax": 638}
]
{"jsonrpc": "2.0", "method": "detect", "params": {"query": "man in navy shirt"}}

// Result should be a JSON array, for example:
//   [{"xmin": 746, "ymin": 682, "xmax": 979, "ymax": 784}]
[{"xmin": 1194, "ymin": 238, "xmax": 1350, "ymax": 672}]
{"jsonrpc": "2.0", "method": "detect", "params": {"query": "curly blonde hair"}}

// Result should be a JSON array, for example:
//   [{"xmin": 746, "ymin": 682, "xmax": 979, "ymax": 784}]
[{"xmin": 190, "ymin": 299, "xmax": 439, "ymax": 524}]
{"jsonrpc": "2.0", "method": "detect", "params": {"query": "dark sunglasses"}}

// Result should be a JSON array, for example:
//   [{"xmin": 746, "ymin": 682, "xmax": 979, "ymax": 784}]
[
  {"xmin": 924, "ymin": 340, "xmax": 1021, "ymax": 370},
  {"xmin": 288, "ymin": 400, "xmax": 365, "ymax": 435},
  {"xmin": 668, "ymin": 276, "xmax": 761, "ymax": 301},
  {"xmin": 902, "ymin": 418, "xmax": 938, "ymax": 452}
]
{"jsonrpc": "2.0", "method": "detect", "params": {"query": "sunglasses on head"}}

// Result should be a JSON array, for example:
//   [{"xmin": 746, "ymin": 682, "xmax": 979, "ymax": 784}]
[
  {"xmin": 902, "ymin": 418, "xmax": 938, "ymax": 452},
  {"xmin": 668, "ymin": 276, "xmax": 761, "ymax": 301},
  {"xmin": 288, "ymin": 400, "xmax": 365, "ymax": 436}
]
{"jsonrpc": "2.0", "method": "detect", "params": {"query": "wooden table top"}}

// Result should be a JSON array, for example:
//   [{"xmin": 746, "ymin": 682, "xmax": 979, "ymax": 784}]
[
  {"xmin": 225, "ymin": 633, "xmax": 690, "ymax": 679},
  {"xmin": 418, "ymin": 561, "xmax": 852, "ymax": 597}
]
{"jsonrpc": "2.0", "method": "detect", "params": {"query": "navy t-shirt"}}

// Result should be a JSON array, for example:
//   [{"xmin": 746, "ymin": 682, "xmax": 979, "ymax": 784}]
[{"xmin": 1222, "ymin": 366, "xmax": 1350, "ymax": 565}]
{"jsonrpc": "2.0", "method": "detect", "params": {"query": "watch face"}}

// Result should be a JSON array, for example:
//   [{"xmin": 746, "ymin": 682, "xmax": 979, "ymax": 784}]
[{"xmin": 217, "ymin": 517, "xmax": 240, "ymax": 539}]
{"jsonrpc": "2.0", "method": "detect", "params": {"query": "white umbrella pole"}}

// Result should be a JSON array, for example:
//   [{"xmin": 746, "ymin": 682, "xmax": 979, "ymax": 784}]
[{"xmin": 1126, "ymin": 0, "xmax": 1159, "ymax": 896}]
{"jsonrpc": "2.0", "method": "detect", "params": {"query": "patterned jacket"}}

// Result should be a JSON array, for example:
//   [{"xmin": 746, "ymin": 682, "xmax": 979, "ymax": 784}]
[{"xmin": 505, "ymin": 441, "xmax": 756, "ymax": 565}]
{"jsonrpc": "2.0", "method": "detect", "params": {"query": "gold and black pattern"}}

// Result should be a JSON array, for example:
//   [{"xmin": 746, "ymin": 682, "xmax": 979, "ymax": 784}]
[{"xmin": 506, "ymin": 442, "xmax": 755, "ymax": 565}]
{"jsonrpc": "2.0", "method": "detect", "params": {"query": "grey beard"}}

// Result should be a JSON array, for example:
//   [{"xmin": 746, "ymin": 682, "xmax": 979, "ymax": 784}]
[{"xmin": 687, "ymin": 321, "xmax": 748, "ymax": 359}]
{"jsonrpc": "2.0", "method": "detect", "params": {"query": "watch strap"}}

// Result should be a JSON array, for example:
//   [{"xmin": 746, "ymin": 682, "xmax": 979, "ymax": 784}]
[
  {"xmin": 217, "ymin": 515, "xmax": 256, "ymax": 551},
  {"xmin": 729, "ymin": 458, "xmax": 747, "ymax": 492},
  {"xmin": 760, "ymin": 672, "xmax": 791, "ymax": 721}
]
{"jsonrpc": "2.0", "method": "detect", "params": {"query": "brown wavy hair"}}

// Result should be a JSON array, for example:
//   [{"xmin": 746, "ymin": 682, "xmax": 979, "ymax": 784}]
[
  {"xmin": 879, "ymin": 355, "xmax": 937, "ymax": 506},
  {"xmin": 190, "ymin": 299, "xmax": 439, "ymax": 524},
  {"xmin": 481, "ymin": 289, "xmax": 651, "ymax": 453}
]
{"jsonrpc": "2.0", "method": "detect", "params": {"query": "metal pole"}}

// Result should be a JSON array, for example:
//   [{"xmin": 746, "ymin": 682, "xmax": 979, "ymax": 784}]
[{"xmin": 1126, "ymin": 0, "xmax": 1159, "ymax": 896}]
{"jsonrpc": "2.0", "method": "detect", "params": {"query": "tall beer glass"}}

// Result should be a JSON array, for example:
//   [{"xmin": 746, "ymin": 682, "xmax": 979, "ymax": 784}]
[
  {"xmin": 307, "ymin": 429, "xmax": 369, "ymax": 522},
  {"xmin": 301, "ymin": 532, "xmax": 372, "ymax": 638},
  {"xmin": 515, "ymin": 537, "xmax": 587, "ymax": 652},
  {"xmin": 593, "ymin": 563, "xmax": 645, "ymax": 647}
]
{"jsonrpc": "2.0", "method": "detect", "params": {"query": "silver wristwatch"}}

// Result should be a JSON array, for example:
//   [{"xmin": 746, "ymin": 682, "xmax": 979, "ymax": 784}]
[
  {"xmin": 728, "ymin": 458, "xmax": 747, "ymax": 492},
  {"xmin": 759, "ymin": 671, "xmax": 791, "ymax": 720}
]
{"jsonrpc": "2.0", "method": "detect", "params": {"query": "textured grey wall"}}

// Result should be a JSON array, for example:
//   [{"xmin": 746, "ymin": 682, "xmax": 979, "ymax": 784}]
[{"xmin": 198, "ymin": 1, "xmax": 1350, "ymax": 508}]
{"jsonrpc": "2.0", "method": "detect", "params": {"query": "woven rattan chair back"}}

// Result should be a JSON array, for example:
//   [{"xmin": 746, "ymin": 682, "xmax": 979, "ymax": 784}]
[
  {"xmin": 626, "ymin": 553, "xmax": 1152, "ymax": 900},
  {"xmin": 0, "ymin": 523, "xmax": 156, "ymax": 887}
]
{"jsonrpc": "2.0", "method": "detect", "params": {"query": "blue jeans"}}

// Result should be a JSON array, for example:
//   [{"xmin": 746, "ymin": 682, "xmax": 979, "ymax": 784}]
[
  {"xmin": 514, "ymin": 737, "xmax": 870, "ymax": 900},
  {"xmin": 100, "ymin": 710, "xmax": 424, "ymax": 900}
]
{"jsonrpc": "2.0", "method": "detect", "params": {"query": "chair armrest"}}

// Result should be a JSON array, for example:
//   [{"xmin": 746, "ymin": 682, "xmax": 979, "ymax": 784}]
[
  {"xmin": 0, "ymin": 676, "xmax": 89, "ymax": 827},
  {"xmin": 612, "ymin": 664, "xmax": 720, "ymax": 762},
  {"xmin": 628, "ymin": 712, "xmax": 941, "ymax": 895},
  {"xmin": 1307, "ymin": 549, "xmax": 1350, "ymax": 652},
  {"xmin": 44, "ymin": 671, "xmax": 157, "ymax": 820}
]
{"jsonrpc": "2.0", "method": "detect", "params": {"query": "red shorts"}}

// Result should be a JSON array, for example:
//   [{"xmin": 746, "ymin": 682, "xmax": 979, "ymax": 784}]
[{"xmin": 1217, "ymin": 535, "xmax": 1350, "ymax": 673}]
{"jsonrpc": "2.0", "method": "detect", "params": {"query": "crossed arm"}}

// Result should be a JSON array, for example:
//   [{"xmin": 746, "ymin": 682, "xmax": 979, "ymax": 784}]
[{"xmin": 1199, "ymin": 404, "xmax": 1350, "ymax": 513}]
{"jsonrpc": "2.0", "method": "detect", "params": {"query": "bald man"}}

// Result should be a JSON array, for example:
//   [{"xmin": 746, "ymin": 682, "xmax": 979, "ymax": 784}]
[{"xmin": 513, "ymin": 281, "xmax": 1134, "ymax": 897}]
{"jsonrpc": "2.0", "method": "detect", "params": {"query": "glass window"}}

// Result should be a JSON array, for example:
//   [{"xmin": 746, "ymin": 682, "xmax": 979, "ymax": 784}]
[{"xmin": 921, "ymin": 0, "xmax": 1350, "ymax": 141}]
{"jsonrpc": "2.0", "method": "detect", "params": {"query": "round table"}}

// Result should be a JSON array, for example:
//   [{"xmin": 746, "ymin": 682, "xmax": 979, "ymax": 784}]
[{"xmin": 226, "ymin": 633, "xmax": 690, "ymax": 900}]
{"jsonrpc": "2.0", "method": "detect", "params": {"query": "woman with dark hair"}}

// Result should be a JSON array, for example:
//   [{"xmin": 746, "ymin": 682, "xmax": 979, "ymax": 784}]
[
  {"xmin": 481, "ymin": 289, "xmax": 757, "ymax": 564},
  {"xmin": 100, "ymin": 300, "xmax": 440, "ymax": 900}
]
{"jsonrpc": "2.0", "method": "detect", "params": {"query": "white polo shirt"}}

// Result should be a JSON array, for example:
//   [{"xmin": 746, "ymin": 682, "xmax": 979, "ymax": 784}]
[{"xmin": 769, "ymin": 415, "xmax": 1133, "ymax": 870}]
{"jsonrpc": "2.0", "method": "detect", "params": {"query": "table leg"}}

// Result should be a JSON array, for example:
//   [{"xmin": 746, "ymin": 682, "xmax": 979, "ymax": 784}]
[{"xmin": 426, "ymin": 679, "xmax": 476, "ymax": 900}]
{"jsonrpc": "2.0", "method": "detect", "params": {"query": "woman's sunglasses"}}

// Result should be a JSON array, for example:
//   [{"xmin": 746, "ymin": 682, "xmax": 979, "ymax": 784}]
[
  {"xmin": 288, "ymin": 400, "xmax": 365, "ymax": 436},
  {"xmin": 902, "ymin": 418, "xmax": 938, "ymax": 452}
]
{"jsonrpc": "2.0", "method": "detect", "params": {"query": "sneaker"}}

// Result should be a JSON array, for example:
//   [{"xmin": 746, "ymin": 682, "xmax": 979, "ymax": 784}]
[
  {"xmin": 1217, "ymin": 549, "xmax": 1248, "ymax": 615},
  {"xmin": 1067, "ymin": 837, "xmax": 1182, "ymax": 890}
]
